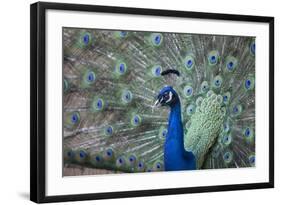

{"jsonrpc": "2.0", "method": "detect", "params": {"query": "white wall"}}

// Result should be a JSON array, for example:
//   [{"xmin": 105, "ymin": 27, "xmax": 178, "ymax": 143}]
[{"xmin": 0, "ymin": 0, "xmax": 279, "ymax": 204}]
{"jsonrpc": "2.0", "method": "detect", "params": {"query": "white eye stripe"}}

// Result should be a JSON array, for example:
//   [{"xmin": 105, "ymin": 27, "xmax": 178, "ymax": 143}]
[{"xmin": 166, "ymin": 91, "xmax": 173, "ymax": 103}]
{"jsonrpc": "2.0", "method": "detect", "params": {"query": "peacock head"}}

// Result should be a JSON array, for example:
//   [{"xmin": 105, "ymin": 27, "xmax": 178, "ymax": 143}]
[
  {"xmin": 154, "ymin": 86, "xmax": 179, "ymax": 107},
  {"xmin": 154, "ymin": 69, "xmax": 181, "ymax": 108}
]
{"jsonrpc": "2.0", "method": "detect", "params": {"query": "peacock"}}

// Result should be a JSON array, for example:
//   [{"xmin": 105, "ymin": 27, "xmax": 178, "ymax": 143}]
[{"xmin": 63, "ymin": 28, "xmax": 255, "ymax": 175}]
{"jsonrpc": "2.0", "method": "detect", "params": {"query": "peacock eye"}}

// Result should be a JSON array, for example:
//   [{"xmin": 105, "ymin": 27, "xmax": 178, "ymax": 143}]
[
  {"xmin": 200, "ymin": 81, "xmax": 209, "ymax": 93},
  {"xmin": 83, "ymin": 34, "xmax": 90, "ymax": 45},
  {"xmin": 155, "ymin": 67, "xmax": 161, "ymax": 75},
  {"xmin": 71, "ymin": 114, "xmax": 77, "ymax": 123},
  {"xmin": 222, "ymin": 135, "xmax": 232, "ymax": 145},
  {"xmin": 250, "ymin": 41, "xmax": 255, "ymax": 56},
  {"xmin": 242, "ymin": 127, "xmax": 255, "ymax": 143},
  {"xmin": 232, "ymin": 104, "xmax": 242, "ymax": 116},
  {"xmin": 67, "ymin": 150, "xmax": 74, "ymax": 159},
  {"xmin": 127, "ymin": 155, "xmax": 136, "ymax": 167},
  {"xmin": 96, "ymin": 99, "xmax": 103, "ymax": 109},
  {"xmin": 79, "ymin": 150, "xmax": 87, "ymax": 159},
  {"xmin": 130, "ymin": 155, "xmax": 135, "ymax": 161},
  {"xmin": 84, "ymin": 35, "xmax": 89, "ymax": 43},
  {"xmin": 121, "ymin": 90, "xmax": 133, "ymax": 104},
  {"xmin": 79, "ymin": 32, "xmax": 92, "ymax": 47},
  {"xmin": 208, "ymin": 50, "xmax": 219, "ymax": 65},
  {"xmin": 138, "ymin": 161, "xmax": 144, "ymax": 169},
  {"xmin": 131, "ymin": 114, "xmax": 142, "ymax": 126},
  {"xmin": 153, "ymin": 161, "xmax": 163, "ymax": 171},
  {"xmin": 95, "ymin": 155, "xmax": 101, "ymax": 162},
  {"xmin": 184, "ymin": 55, "xmax": 195, "ymax": 71},
  {"xmin": 150, "ymin": 33, "xmax": 163, "ymax": 46},
  {"xmin": 64, "ymin": 79, "xmax": 69, "ymax": 92},
  {"xmin": 119, "ymin": 63, "xmax": 125, "ymax": 73},
  {"xmin": 104, "ymin": 125, "xmax": 113, "ymax": 136},
  {"xmin": 107, "ymin": 127, "xmax": 112, "ymax": 133},
  {"xmin": 249, "ymin": 155, "xmax": 255, "ymax": 166},
  {"xmin": 187, "ymin": 60, "xmax": 193, "ymax": 67},
  {"xmin": 243, "ymin": 127, "xmax": 254, "ymax": 141},
  {"xmin": 222, "ymin": 92, "xmax": 231, "ymax": 105},
  {"xmin": 223, "ymin": 151, "xmax": 233, "ymax": 163},
  {"xmin": 212, "ymin": 75, "xmax": 223, "ymax": 89},
  {"xmin": 215, "ymin": 79, "xmax": 220, "ymax": 86},
  {"xmin": 86, "ymin": 71, "xmax": 95, "ymax": 83},
  {"xmin": 222, "ymin": 121, "xmax": 230, "ymax": 133},
  {"xmin": 186, "ymin": 104, "xmax": 195, "ymax": 116},
  {"xmin": 70, "ymin": 112, "xmax": 80, "ymax": 124},
  {"xmin": 103, "ymin": 148, "xmax": 114, "ymax": 160},
  {"xmin": 162, "ymin": 130, "xmax": 167, "ymax": 137},
  {"xmin": 183, "ymin": 85, "xmax": 193, "ymax": 98},
  {"xmin": 246, "ymin": 79, "xmax": 251, "ymax": 88},
  {"xmin": 155, "ymin": 162, "xmax": 162, "ymax": 169},
  {"xmin": 154, "ymin": 35, "xmax": 161, "ymax": 45},
  {"xmin": 115, "ymin": 31, "xmax": 128, "ymax": 39},
  {"xmin": 225, "ymin": 56, "xmax": 238, "ymax": 72},
  {"xmin": 116, "ymin": 156, "xmax": 126, "ymax": 167},
  {"xmin": 91, "ymin": 97, "xmax": 105, "ymax": 112},
  {"xmin": 245, "ymin": 128, "xmax": 250, "ymax": 137},
  {"xmin": 115, "ymin": 61, "xmax": 127, "ymax": 76},
  {"xmin": 155, "ymin": 36, "xmax": 161, "ymax": 44},
  {"xmin": 244, "ymin": 75, "xmax": 255, "ymax": 91},
  {"xmin": 227, "ymin": 62, "xmax": 233, "ymax": 69},
  {"xmin": 119, "ymin": 31, "xmax": 128, "ymax": 38},
  {"xmin": 158, "ymin": 127, "xmax": 167, "ymax": 139},
  {"xmin": 223, "ymin": 95, "xmax": 227, "ymax": 101},
  {"xmin": 152, "ymin": 65, "xmax": 162, "ymax": 77}
]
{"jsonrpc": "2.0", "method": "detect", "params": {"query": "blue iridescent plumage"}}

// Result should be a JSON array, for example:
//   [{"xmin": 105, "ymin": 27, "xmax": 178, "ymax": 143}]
[
  {"xmin": 155, "ymin": 86, "xmax": 196, "ymax": 171},
  {"xmin": 155, "ymin": 86, "xmax": 196, "ymax": 170}
]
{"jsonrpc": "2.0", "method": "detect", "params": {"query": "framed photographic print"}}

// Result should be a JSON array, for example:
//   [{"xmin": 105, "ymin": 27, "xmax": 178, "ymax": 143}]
[{"xmin": 30, "ymin": 2, "xmax": 274, "ymax": 203}]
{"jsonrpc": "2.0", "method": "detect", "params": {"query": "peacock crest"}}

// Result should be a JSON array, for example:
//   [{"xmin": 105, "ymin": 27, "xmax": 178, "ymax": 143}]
[{"xmin": 63, "ymin": 28, "xmax": 255, "ymax": 175}]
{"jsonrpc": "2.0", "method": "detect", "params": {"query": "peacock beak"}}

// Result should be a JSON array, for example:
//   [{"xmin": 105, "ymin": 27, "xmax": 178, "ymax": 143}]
[{"xmin": 153, "ymin": 97, "xmax": 162, "ymax": 108}]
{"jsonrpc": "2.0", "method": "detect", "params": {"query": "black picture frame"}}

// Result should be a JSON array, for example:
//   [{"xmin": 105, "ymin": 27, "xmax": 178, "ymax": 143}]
[{"xmin": 30, "ymin": 2, "xmax": 274, "ymax": 203}]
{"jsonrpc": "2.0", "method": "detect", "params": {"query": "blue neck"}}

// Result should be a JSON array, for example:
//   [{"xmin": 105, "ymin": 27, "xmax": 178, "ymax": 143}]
[
  {"xmin": 164, "ymin": 97, "xmax": 196, "ymax": 170},
  {"xmin": 167, "ymin": 100, "xmax": 184, "ymax": 150}
]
